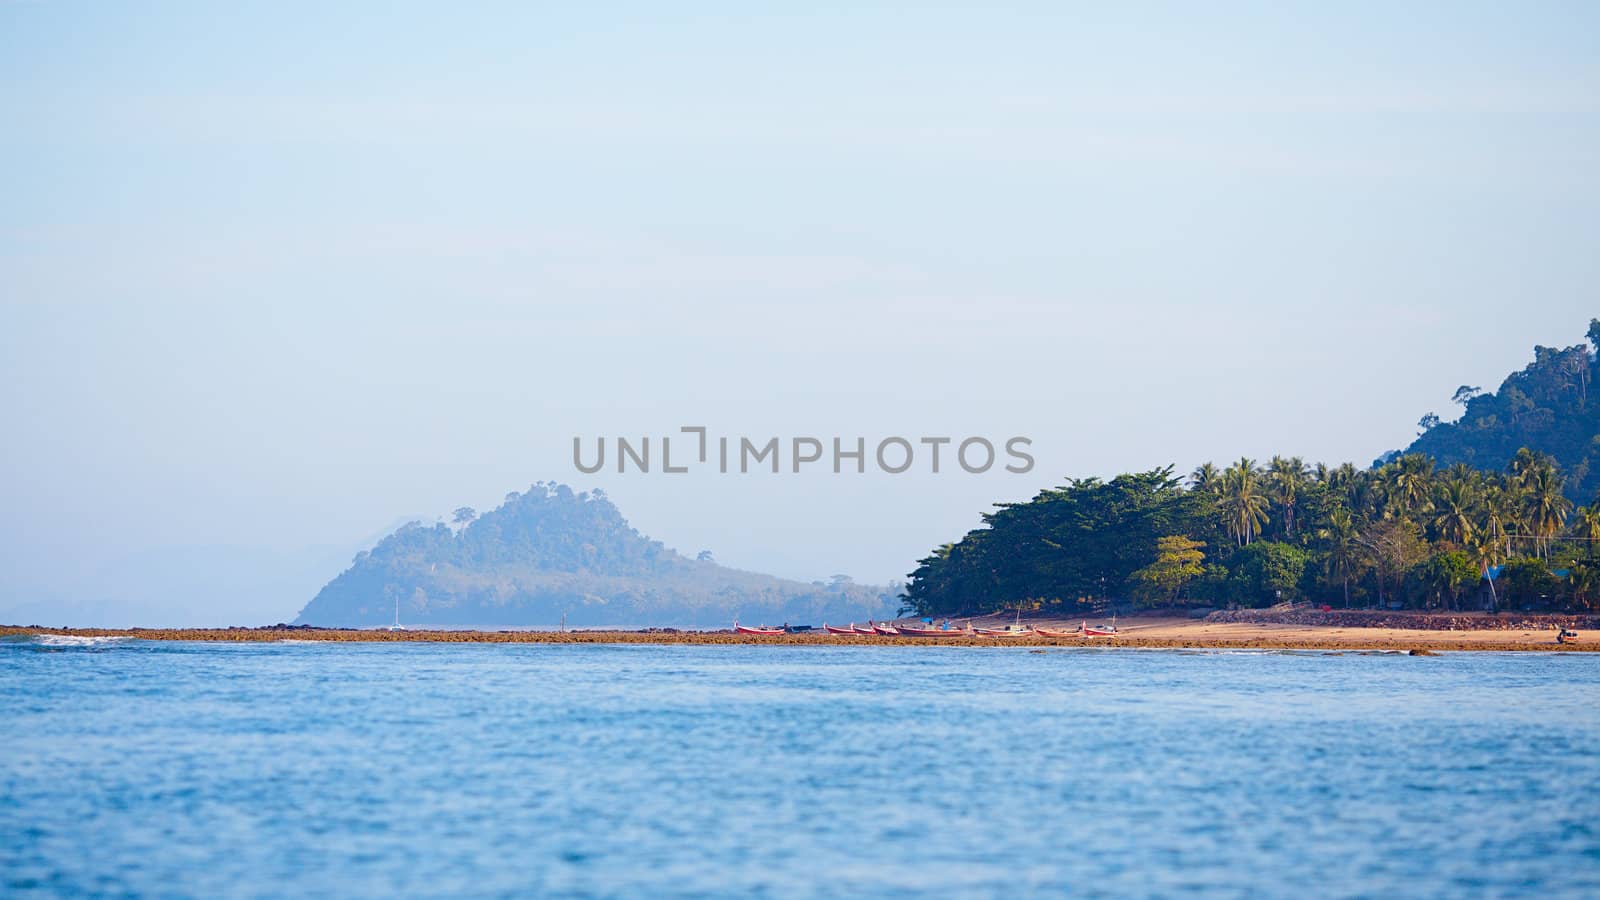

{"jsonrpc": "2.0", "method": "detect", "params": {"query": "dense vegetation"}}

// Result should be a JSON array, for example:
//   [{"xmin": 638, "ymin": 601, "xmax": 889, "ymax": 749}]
[
  {"xmin": 903, "ymin": 323, "xmax": 1600, "ymax": 618},
  {"xmin": 297, "ymin": 484, "xmax": 898, "ymax": 627},
  {"xmin": 1405, "ymin": 320, "xmax": 1600, "ymax": 500}
]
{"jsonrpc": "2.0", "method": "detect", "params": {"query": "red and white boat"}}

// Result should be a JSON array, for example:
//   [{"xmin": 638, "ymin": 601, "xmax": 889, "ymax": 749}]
[
  {"xmin": 853, "ymin": 623, "xmax": 878, "ymax": 635},
  {"xmin": 734, "ymin": 621, "xmax": 786, "ymax": 636},
  {"xmin": 1034, "ymin": 626, "xmax": 1083, "ymax": 638},
  {"xmin": 873, "ymin": 623, "xmax": 900, "ymax": 635},
  {"xmin": 1082, "ymin": 619, "xmax": 1119, "ymax": 637},
  {"xmin": 973, "ymin": 624, "xmax": 1034, "ymax": 637},
  {"xmin": 823, "ymin": 623, "xmax": 858, "ymax": 635}
]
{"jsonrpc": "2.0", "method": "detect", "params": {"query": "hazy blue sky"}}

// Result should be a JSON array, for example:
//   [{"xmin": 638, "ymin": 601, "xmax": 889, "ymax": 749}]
[{"xmin": 2, "ymin": 3, "xmax": 1596, "ymax": 624}]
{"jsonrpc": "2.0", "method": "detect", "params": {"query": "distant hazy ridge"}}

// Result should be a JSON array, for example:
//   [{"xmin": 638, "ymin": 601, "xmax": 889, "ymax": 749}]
[{"xmin": 295, "ymin": 483, "xmax": 897, "ymax": 627}]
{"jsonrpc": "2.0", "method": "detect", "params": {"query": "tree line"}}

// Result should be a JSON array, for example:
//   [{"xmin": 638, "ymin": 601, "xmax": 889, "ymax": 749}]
[
  {"xmin": 900, "ymin": 448, "xmax": 1598, "ymax": 618},
  {"xmin": 903, "ymin": 322, "xmax": 1600, "ymax": 619}
]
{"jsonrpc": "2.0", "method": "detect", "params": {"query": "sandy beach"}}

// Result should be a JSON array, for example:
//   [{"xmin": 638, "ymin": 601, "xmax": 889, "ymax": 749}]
[{"xmin": 3, "ymin": 615, "xmax": 1592, "ymax": 652}]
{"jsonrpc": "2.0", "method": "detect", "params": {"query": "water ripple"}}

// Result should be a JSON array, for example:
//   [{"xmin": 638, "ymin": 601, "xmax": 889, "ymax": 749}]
[{"xmin": 2, "ymin": 643, "xmax": 1598, "ymax": 897}]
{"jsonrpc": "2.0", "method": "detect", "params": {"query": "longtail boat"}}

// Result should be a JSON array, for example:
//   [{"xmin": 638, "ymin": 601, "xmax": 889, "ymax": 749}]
[
  {"xmin": 1083, "ymin": 619, "xmax": 1119, "ymax": 636},
  {"xmin": 974, "ymin": 609, "xmax": 1031, "ymax": 637},
  {"xmin": 734, "ymin": 621, "xmax": 785, "ymax": 636},
  {"xmin": 852, "ymin": 623, "xmax": 877, "ymax": 635},
  {"xmin": 823, "ymin": 623, "xmax": 858, "ymax": 635},
  {"xmin": 1034, "ymin": 626, "xmax": 1083, "ymax": 638},
  {"xmin": 973, "ymin": 608, "xmax": 1033, "ymax": 637},
  {"xmin": 973, "ymin": 624, "xmax": 1034, "ymax": 637},
  {"xmin": 897, "ymin": 624, "xmax": 971, "ymax": 637},
  {"xmin": 872, "ymin": 623, "xmax": 900, "ymax": 635}
]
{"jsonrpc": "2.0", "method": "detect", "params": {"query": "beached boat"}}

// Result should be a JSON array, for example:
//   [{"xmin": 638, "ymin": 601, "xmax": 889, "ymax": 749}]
[
  {"xmin": 1034, "ymin": 625, "xmax": 1083, "ymax": 638},
  {"xmin": 974, "ymin": 609, "xmax": 1032, "ymax": 637},
  {"xmin": 873, "ymin": 623, "xmax": 900, "ymax": 635},
  {"xmin": 853, "ymin": 623, "xmax": 877, "ymax": 635},
  {"xmin": 973, "ymin": 624, "xmax": 1034, "ymax": 637},
  {"xmin": 823, "ymin": 623, "xmax": 858, "ymax": 635},
  {"xmin": 897, "ymin": 624, "xmax": 971, "ymax": 637},
  {"xmin": 734, "ymin": 621, "xmax": 785, "ymax": 636},
  {"xmin": 1083, "ymin": 620, "xmax": 1119, "ymax": 637}
]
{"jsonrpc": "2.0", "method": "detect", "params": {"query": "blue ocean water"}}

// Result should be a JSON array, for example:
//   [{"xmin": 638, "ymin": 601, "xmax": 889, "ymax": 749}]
[{"xmin": 2, "ymin": 637, "xmax": 1598, "ymax": 898}]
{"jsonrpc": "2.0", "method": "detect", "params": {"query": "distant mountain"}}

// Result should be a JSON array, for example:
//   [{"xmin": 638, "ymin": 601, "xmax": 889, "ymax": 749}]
[
  {"xmin": 1401, "ymin": 320, "xmax": 1599, "ymax": 500},
  {"xmin": 295, "ymin": 483, "xmax": 898, "ymax": 628}
]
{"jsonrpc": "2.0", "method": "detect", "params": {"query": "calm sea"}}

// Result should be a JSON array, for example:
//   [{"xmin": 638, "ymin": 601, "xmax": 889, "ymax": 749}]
[{"xmin": 3, "ymin": 637, "xmax": 1598, "ymax": 898}]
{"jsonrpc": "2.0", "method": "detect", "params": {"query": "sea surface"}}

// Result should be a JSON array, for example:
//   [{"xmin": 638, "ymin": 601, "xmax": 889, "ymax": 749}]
[{"xmin": 3, "ymin": 637, "xmax": 1598, "ymax": 898}]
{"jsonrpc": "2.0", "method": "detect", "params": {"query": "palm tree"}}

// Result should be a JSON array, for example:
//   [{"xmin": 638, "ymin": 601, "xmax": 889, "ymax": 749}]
[
  {"xmin": 1522, "ymin": 464, "xmax": 1572, "ymax": 559},
  {"xmin": 1466, "ymin": 530, "xmax": 1503, "ymax": 571},
  {"xmin": 1431, "ymin": 477, "xmax": 1477, "ymax": 546},
  {"xmin": 1575, "ymin": 504, "xmax": 1600, "ymax": 560},
  {"xmin": 1570, "ymin": 563, "xmax": 1598, "ymax": 610},
  {"xmin": 1218, "ymin": 458, "xmax": 1269, "ymax": 547},
  {"xmin": 1190, "ymin": 462, "xmax": 1221, "ymax": 494},
  {"xmin": 1386, "ymin": 454, "xmax": 1435, "ymax": 523},
  {"xmin": 1344, "ymin": 467, "xmax": 1377, "ymax": 517},
  {"xmin": 1508, "ymin": 447, "xmax": 1545, "ymax": 486},
  {"xmin": 1481, "ymin": 479, "xmax": 1520, "ymax": 560},
  {"xmin": 1330, "ymin": 462, "xmax": 1359, "ymax": 490},
  {"xmin": 1320, "ymin": 504, "xmax": 1360, "ymax": 608},
  {"xmin": 1268, "ymin": 456, "xmax": 1308, "ymax": 539}
]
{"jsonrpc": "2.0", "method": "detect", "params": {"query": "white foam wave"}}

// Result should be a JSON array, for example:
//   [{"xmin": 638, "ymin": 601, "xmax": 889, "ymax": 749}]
[{"xmin": 28, "ymin": 634, "xmax": 135, "ymax": 648}]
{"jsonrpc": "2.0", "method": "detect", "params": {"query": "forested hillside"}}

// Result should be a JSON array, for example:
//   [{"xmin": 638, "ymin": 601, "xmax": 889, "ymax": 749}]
[
  {"xmin": 1403, "ymin": 320, "xmax": 1600, "ymax": 500},
  {"xmin": 902, "ymin": 321, "xmax": 1600, "ymax": 618},
  {"xmin": 297, "ymin": 483, "xmax": 897, "ymax": 627}
]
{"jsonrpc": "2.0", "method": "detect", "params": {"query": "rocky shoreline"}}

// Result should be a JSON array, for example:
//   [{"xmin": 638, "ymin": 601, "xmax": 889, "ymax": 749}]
[
  {"xmin": 1204, "ymin": 609, "xmax": 1600, "ymax": 631},
  {"xmin": 3, "ymin": 622, "xmax": 1593, "ymax": 652}
]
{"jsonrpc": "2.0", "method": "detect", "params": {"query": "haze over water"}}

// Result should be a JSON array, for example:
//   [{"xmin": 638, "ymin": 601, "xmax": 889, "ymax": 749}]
[
  {"xmin": 5, "ymin": 638, "xmax": 1597, "ymax": 897},
  {"xmin": 4, "ymin": 4, "xmax": 1598, "ymax": 625}
]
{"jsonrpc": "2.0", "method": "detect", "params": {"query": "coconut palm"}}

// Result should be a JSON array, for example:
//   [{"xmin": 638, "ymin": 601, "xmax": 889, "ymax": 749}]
[
  {"xmin": 1522, "ymin": 464, "xmax": 1572, "ymax": 559},
  {"xmin": 1465, "ymin": 531, "xmax": 1505, "ymax": 613},
  {"xmin": 1508, "ymin": 447, "xmax": 1545, "ymax": 486},
  {"xmin": 1190, "ymin": 462, "xmax": 1221, "ymax": 494},
  {"xmin": 1569, "ymin": 563, "xmax": 1598, "ymax": 610},
  {"xmin": 1330, "ymin": 462, "xmax": 1358, "ymax": 489},
  {"xmin": 1340, "ymin": 466, "xmax": 1376, "ymax": 517},
  {"xmin": 1431, "ymin": 477, "xmax": 1477, "ymax": 546},
  {"xmin": 1385, "ymin": 454, "xmax": 1435, "ymax": 522},
  {"xmin": 1268, "ymin": 456, "xmax": 1309, "ymax": 539},
  {"xmin": 1466, "ymin": 530, "xmax": 1503, "ymax": 571},
  {"xmin": 1480, "ymin": 479, "xmax": 1520, "ymax": 560},
  {"xmin": 1575, "ymin": 504, "xmax": 1600, "ymax": 560},
  {"xmin": 1320, "ymin": 504, "xmax": 1361, "ymax": 608},
  {"xmin": 1444, "ymin": 462, "xmax": 1477, "ymax": 486},
  {"xmin": 1218, "ymin": 457, "xmax": 1269, "ymax": 547}
]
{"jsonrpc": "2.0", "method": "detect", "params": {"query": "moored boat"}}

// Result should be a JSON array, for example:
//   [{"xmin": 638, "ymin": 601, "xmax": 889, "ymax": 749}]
[
  {"xmin": 897, "ymin": 624, "xmax": 971, "ymax": 637},
  {"xmin": 973, "ymin": 624, "xmax": 1034, "ymax": 637},
  {"xmin": 1034, "ymin": 625, "xmax": 1083, "ymax": 638},
  {"xmin": 823, "ymin": 623, "xmax": 858, "ymax": 635},
  {"xmin": 853, "ymin": 622, "xmax": 878, "ymax": 635},
  {"xmin": 974, "ymin": 608, "xmax": 1031, "ymax": 638},
  {"xmin": 734, "ymin": 620, "xmax": 786, "ymax": 636},
  {"xmin": 872, "ymin": 623, "xmax": 900, "ymax": 635}
]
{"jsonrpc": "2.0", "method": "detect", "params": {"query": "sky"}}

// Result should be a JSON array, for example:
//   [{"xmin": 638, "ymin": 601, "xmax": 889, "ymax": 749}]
[{"xmin": 2, "ymin": 2, "xmax": 1597, "ymax": 625}]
